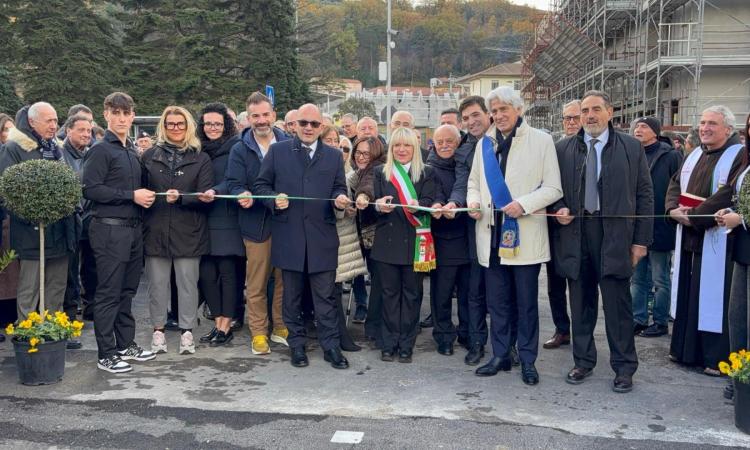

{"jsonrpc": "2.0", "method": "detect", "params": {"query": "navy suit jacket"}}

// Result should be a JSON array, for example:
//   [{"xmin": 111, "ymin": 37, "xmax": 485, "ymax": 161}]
[{"xmin": 253, "ymin": 137, "xmax": 347, "ymax": 273}]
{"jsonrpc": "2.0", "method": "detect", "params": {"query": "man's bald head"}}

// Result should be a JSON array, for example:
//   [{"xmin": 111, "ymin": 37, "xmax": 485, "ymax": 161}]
[
  {"xmin": 433, "ymin": 124, "xmax": 460, "ymax": 159},
  {"xmin": 390, "ymin": 110, "xmax": 414, "ymax": 131},
  {"xmin": 296, "ymin": 104, "xmax": 324, "ymax": 145},
  {"xmin": 285, "ymin": 109, "xmax": 298, "ymax": 135},
  {"xmin": 357, "ymin": 117, "xmax": 379, "ymax": 139}
]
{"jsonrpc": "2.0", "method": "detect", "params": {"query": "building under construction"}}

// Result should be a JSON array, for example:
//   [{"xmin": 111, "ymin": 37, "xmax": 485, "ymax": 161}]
[{"xmin": 522, "ymin": 0, "xmax": 750, "ymax": 132}]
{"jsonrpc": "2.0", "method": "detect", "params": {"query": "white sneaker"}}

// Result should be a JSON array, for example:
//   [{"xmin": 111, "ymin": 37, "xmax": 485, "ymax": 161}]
[
  {"xmin": 179, "ymin": 331, "xmax": 195, "ymax": 354},
  {"xmin": 118, "ymin": 343, "xmax": 157, "ymax": 361},
  {"xmin": 151, "ymin": 330, "xmax": 167, "ymax": 354},
  {"xmin": 97, "ymin": 355, "xmax": 132, "ymax": 373}
]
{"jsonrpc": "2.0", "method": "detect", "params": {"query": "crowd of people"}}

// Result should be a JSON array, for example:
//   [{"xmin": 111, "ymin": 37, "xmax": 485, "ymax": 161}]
[{"xmin": 0, "ymin": 86, "xmax": 748, "ymax": 399}]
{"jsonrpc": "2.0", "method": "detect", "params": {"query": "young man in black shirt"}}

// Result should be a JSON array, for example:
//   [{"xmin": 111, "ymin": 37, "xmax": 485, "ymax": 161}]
[{"xmin": 82, "ymin": 92, "xmax": 157, "ymax": 373}]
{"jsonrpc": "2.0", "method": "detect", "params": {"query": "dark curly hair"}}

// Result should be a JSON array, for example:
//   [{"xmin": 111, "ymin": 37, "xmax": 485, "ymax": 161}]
[{"xmin": 197, "ymin": 102, "xmax": 238, "ymax": 144}]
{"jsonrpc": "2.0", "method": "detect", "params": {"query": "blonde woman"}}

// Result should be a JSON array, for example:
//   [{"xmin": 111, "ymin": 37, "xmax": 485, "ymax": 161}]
[
  {"xmin": 370, "ymin": 127, "xmax": 436, "ymax": 362},
  {"xmin": 141, "ymin": 106, "xmax": 214, "ymax": 355}
]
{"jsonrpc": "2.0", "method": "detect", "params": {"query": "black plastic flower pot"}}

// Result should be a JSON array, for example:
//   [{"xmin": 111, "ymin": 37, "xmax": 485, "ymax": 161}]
[
  {"xmin": 12, "ymin": 337, "xmax": 67, "ymax": 385},
  {"xmin": 736, "ymin": 380, "xmax": 750, "ymax": 434}
]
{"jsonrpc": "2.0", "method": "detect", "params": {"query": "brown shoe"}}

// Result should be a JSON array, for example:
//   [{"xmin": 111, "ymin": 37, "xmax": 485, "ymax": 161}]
[
  {"xmin": 565, "ymin": 367, "xmax": 593, "ymax": 385},
  {"xmin": 543, "ymin": 332, "xmax": 570, "ymax": 349}
]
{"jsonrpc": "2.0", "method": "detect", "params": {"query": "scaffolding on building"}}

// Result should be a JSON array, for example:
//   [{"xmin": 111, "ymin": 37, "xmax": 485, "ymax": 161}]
[{"xmin": 523, "ymin": 0, "xmax": 750, "ymax": 132}]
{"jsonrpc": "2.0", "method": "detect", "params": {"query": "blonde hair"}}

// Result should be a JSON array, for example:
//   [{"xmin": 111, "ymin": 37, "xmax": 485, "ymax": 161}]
[
  {"xmin": 383, "ymin": 127, "xmax": 424, "ymax": 184},
  {"xmin": 156, "ymin": 106, "xmax": 201, "ymax": 151}
]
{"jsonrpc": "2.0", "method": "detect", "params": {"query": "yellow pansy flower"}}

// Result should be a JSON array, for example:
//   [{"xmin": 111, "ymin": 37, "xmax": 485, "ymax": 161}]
[
  {"xmin": 72, "ymin": 321, "xmax": 84, "ymax": 331},
  {"xmin": 28, "ymin": 348, "xmax": 38, "ymax": 353},
  {"xmin": 28, "ymin": 311, "xmax": 42, "ymax": 324},
  {"xmin": 19, "ymin": 319, "xmax": 32, "ymax": 329},
  {"xmin": 719, "ymin": 361, "xmax": 731, "ymax": 375},
  {"xmin": 29, "ymin": 337, "xmax": 40, "ymax": 347},
  {"xmin": 5, "ymin": 323, "xmax": 14, "ymax": 335}
]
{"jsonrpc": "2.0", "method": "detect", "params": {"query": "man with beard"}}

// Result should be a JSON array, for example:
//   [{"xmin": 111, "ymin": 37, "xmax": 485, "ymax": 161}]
[
  {"xmin": 285, "ymin": 110, "xmax": 298, "ymax": 137},
  {"xmin": 226, "ymin": 91, "xmax": 292, "ymax": 356}
]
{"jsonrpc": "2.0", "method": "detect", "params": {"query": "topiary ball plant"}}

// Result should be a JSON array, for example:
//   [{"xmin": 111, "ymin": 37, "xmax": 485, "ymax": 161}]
[{"xmin": 0, "ymin": 159, "xmax": 81, "ymax": 313}]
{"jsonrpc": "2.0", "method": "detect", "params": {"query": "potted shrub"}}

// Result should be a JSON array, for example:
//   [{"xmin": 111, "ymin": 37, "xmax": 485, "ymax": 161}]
[
  {"xmin": 0, "ymin": 159, "xmax": 83, "ymax": 385},
  {"xmin": 719, "ymin": 350, "xmax": 750, "ymax": 434}
]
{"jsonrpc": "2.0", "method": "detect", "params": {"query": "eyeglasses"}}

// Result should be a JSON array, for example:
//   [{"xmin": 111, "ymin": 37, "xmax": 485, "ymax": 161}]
[
  {"xmin": 354, "ymin": 151, "xmax": 371, "ymax": 158},
  {"xmin": 286, "ymin": 121, "xmax": 296, "ymax": 127},
  {"xmin": 165, "ymin": 122, "xmax": 187, "ymax": 130},
  {"xmin": 204, "ymin": 122, "xmax": 224, "ymax": 129},
  {"xmin": 562, "ymin": 115, "xmax": 581, "ymax": 122},
  {"xmin": 297, "ymin": 120, "xmax": 321, "ymax": 129},
  {"xmin": 341, "ymin": 147, "xmax": 351, "ymax": 153}
]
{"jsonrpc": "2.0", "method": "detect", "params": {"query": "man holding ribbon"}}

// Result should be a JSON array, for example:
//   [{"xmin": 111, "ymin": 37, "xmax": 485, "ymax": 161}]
[
  {"xmin": 666, "ymin": 105, "xmax": 745, "ymax": 376},
  {"xmin": 552, "ymin": 90, "xmax": 653, "ymax": 393},
  {"xmin": 467, "ymin": 86, "xmax": 562, "ymax": 385},
  {"xmin": 254, "ymin": 103, "xmax": 351, "ymax": 370}
]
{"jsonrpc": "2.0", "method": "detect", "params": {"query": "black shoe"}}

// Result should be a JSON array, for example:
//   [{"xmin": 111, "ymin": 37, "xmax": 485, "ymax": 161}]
[
  {"xmin": 457, "ymin": 335, "xmax": 469, "ymax": 350},
  {"xmin": 437, "ymin": 342, "xmax": 454, "ymax": 356},
  {"xmin": 510, "ymin": 346, "xmax": 520, "ymax": 367},
  {"xmin": 381, "ymin": 349, "xmax": 395, "ymax": 362},
  {"xmin": 352, "ymin": 305, "xmax": 367, "ymax": 324},
  {"xmin": 521, "ymin": 363, "xmax": 539, "ymax": 385},
  {"xmin": 324, "ymin": 348, "xmax": 349, "ymax": 369},
  {"xmin": 290, "ymin": 346, "xmax": 309, "ymax": 367},
  {"xmin": 200, "ymin": 327, "xmax": 219, "ymax": 343},
  {"xmin": 634, "ymin": 322, "xmax": 648, "ymax": 335},
  {"xmin": 66, "ymin": 339, "xmax": 82, "ymax": 350},
  {"xmin": 566, "ymin": 367, "xmax": 593, "ymax": 385},
  {"xmin": 164, "ymin": 318, "xmax": 179, "ymax": 331},
  {"xmin": 398, "ymin": 349, "xmax": 413, "ymax": 363},
  {"xmin": 230, "ymin": 319, "xmax": 243, "ymax": 332},
  {"xmin": 724, "ymin": 380, "xmax": 734, "ymax": 400},
  {"xmin": 210, "ymin": 330, "xmax": 234, "ymax": 347},
  {"xmin": 465, "ymin": 344, "xmax": 485, "ymax": 366},
  {"xmin": 639, "ymin": 323, "xmax": 668, "ymax": 337},
  {"xmin": 475, "ymin": 356, "xmax": 511, "ymax": 376},
  {"xmin": 419, "ymin": 314, "xmax": 433, "ymax": 328},
  {"xmin": 613, "ymin": 375, "xmax": 633, "ymax": 393}
]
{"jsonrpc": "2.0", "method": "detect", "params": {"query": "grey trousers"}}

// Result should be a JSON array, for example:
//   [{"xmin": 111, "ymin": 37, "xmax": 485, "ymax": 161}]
[
  {"xmin": 146, "ymin": 256, "xmax": 200, "ymax": 330},
  {"xmin": 729, "ymin": 262, "xmax": 750, "ymax": 352},
  {"xmin": 17, "ymin": 256, "xmax": 69, "ymax": 320}
]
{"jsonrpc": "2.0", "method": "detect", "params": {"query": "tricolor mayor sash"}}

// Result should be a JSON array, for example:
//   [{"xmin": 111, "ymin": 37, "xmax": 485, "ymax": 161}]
[
  {"xmin": 389, "ymin": 162, "xmax": 436, "ymax": 272},
  {"xmin": 480, "ymin": 136, "xmax": 519, "ymax": 258},
  {"xmin": 670, "ymin": 144, "xmax": 743, "ymax": 333}
]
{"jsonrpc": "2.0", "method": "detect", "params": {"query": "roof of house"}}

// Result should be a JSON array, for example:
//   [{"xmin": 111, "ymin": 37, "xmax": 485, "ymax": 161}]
[{"xmin": 456, "ymin": 62, "xmax": 523, "ymax": 82}]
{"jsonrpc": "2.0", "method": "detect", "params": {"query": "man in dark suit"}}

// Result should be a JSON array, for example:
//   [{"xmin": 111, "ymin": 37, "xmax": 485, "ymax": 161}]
[
  {"xmin": 254, "ymin": 103, "xmax": 352, "ymax": 370},
  {"xmin": 551, "ymin": 90, "xmax": 654, "ymax": 393}
]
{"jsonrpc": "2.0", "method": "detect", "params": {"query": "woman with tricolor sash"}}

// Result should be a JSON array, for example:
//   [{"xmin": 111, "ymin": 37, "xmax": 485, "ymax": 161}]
[
  {"xmin": 715, "ymin": 115, "xmax": 750, "ymax": 400},
  {"xmin": 370, "ymin": 127, "xmax": 436, "ymax": 363}
]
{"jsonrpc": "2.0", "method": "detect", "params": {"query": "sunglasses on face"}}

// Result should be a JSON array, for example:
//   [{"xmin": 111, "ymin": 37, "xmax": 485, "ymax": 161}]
[{"xmin": 297, "ymin": 120, "xmax": 322, "ymax": 129}]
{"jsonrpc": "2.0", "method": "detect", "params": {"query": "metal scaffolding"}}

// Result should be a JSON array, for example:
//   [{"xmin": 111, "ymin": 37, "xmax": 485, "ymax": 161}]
[{"xmin": 522, "ymin": 0, "xmax": 750, "ymax": 132}]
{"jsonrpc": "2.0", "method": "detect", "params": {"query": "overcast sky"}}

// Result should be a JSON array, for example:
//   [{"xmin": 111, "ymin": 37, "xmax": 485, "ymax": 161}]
[{"xmin": 507, "ymin": 0, "xmax": 550, "ymax": 10}]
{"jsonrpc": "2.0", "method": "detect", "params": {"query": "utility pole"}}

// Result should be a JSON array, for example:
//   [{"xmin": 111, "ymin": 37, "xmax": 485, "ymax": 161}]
[{"xmin": 386, "ymin": 0, "xmax": 393, "ymax": 141}]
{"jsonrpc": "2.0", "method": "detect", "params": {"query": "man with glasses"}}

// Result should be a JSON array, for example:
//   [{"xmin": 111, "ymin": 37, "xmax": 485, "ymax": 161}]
[
  {"xmin": 254, "ymin": 103, "xmax": 352, "ymax": 370},
  {"xmin": 341, "ymin": 113, "xmax": 358, "ymax": 143},
  {"xmin": 542, "ymin": 99, "xmax": 583, "ymax": 351},
  {"xmin": 226, "ymin": 92, "xmax": 291, "ymax": 356},
  {"xmin": 284, "ymin": 110, "xmax": 298, "ymax": 137}
]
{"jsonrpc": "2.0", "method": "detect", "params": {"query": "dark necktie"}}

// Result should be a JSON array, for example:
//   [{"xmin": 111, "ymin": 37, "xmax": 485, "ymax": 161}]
[
  {"xmin": 302, "ymin": 145, "xmax": 313, "ymax": 160},
  {"xmin": 584, "ymin": 138, "xmax": 599, "ymax": 213}
]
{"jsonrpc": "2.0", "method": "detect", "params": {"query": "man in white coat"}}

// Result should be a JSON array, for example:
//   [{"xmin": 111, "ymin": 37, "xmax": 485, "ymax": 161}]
[{"xmin": 467, "ymin": 86, "xmax": 562, "ymax": 385}]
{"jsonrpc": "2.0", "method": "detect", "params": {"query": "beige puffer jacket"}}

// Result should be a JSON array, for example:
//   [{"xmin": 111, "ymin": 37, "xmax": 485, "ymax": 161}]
[{"xmin": 336, "ymin": 172, "xmax": 369, "ymax": 283}]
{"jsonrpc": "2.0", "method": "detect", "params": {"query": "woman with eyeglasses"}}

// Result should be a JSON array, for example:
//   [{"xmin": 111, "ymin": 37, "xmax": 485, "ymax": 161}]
[
  {"xmin": 142, "ymin": 106, "xmax": 214, "ymax": 355},
  {"xmin": 195, "ymin": 103, "xmax": 245, "ymax": 346},
  {"xmin": 370, "ymin": 127, "xmax": 436, "ymax": 362},
  {"xmin": 349, "ymin": 136, "xmax": 386, "ymax": 344}
]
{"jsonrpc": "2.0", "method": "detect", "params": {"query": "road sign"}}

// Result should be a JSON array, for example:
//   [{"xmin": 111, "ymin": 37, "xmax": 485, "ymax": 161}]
[{"xmin": 265, "ymin": 85, "xmax": 275, "ymax": 105}]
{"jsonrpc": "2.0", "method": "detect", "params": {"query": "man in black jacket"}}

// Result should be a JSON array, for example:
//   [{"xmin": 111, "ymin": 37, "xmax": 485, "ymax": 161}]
[
  {"xmin": 82, "ymin": 92, "xmax": 156, "ymax": 374},
  {"xmin": 551, "ymin": 90, "xmax": 654, "ymax": 393},
  {"xmin": 0, "ymin": 103, "xmax": 74, "ymax": 321},
  {"xmin": 254, "ymin": 103, "xmax": 351, "ymax": 370},
  {"xmin": 630, "ymin": 117, "xmax": 682, "ymax": 337}
]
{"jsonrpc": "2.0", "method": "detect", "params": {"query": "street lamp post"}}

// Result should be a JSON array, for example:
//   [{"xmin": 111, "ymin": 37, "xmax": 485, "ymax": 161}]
[{"xmin": 386, "ymin": 0, "xmax": 393, "ymax": 141}]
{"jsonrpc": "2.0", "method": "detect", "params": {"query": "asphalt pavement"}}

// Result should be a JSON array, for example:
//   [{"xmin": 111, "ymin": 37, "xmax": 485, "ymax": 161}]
[{"xmin": 0, "ymin": 267, "xmax": 747, "ymax": 449}]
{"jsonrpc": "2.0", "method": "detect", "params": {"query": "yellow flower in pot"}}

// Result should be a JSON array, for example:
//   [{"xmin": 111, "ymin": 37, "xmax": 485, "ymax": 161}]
[{"xmin": 720, "ymin": 349, "xmax": 750, "ymax": 434}]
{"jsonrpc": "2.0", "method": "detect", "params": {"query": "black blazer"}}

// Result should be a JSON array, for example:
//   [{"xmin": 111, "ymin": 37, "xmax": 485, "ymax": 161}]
[
  {"xmin": 369, "ymin": 164, "xmax": 436, "ymax": 266},
  {"xmin": 253, "ymin": 137, "xmax": 347, "ymax": 273}
]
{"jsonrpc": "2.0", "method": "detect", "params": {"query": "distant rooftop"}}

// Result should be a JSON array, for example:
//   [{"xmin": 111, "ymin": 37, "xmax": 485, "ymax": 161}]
[{"xmin": 457, "ymin": 62, "xmax": 523, "ymax": 82}]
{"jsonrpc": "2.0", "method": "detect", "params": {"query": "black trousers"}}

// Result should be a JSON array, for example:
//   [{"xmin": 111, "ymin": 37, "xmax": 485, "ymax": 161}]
[
  {"xmin": 546, "ymin": 261, "xmax": 570, "ymax": 335},
  {"xmin": 467, "ymin": 259, "xmax": 488, "ymax": 346},
  {"xmin": 485, "ymin": 254, "xmax": 541, "ymax": 364},
  {"xmin": 430, "ymin": 263, "xmax": 470, "ymax": 345},
  {"xmin": 377, "ymin": 261, "xmax": 422, "ymax": 351},
  {"xmin": 364, "ymin": 253, "xmax": 384, "ymax": 345},
  {"xmin": 199, "ymin": 255, "xmax": 241, "ymax": 318},
  {"xmin": 282, "ymin": 269, "xmax": 339, "ymax": 351},
  {"xmin": 79, "ymin": 238, "xmax": 97, "ymax": 317},
  {"xmin": 89, "ymin": 221, "xmax": 142, "ymax": 359},
  {"xmin": 569, "ymin": 217, "xmax": 638, "ymax": 376},
  {"xmin": 63, "ymin": 245, "xmax": 81, "ymax": 319},
  {"xmin": 334, "ymin": 282, "xmax": 358, "ymax": 349}
]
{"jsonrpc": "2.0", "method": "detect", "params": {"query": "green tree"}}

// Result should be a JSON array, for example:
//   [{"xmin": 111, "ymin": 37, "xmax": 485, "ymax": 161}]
[
  {"xmin": 338, "ymin": 97, "xmax": 376, "ymax": 119},
  {"xmin": 5, "ymin": 0, "xmax": 125, "ymax": 119},
  {"xmin": 0, "ymin": 67, "xmax": 23, "ymax": 115}
]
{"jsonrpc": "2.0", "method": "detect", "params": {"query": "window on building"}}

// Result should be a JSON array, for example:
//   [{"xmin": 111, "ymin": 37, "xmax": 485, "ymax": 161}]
[
  {"xmin": 513, "ymin": 80, "xmax": 522, "ymax": 90},
  {"xmin": 491, "ymin": 80, "xmax": 499, "ymax": 89}
]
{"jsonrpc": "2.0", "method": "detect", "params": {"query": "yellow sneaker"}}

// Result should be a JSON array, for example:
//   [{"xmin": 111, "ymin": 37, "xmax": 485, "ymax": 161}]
[
  {"xmin": 270, "ymin": 327, "xmax": 289, "ymax": 347},
  {"xmin": 251, "ymin": 335, "xmax": 271, "ymax": 355}
]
